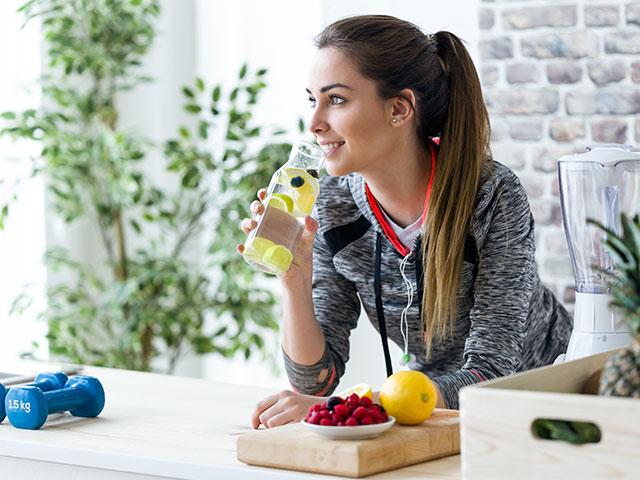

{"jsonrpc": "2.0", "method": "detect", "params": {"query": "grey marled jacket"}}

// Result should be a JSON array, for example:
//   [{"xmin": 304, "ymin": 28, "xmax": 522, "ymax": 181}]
[{"xmin": 283, "ymin": 160, "xmax": 573, "ymax": 409}]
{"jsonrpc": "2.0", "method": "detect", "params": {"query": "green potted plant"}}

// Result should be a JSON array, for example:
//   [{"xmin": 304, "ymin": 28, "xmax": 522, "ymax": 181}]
[{"xmin": 1, "ymin": 0, "xmax": 295, "ymax": 373}]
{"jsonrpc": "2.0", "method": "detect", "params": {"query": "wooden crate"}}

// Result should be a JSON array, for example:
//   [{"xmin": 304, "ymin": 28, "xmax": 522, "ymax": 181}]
[{"xmin": 460, "ymin": 350, "xmax": 640, "ymax": 480}]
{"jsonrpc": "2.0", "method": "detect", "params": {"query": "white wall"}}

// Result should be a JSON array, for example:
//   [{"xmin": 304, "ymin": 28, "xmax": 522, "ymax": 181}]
[
  {"xmin": 0, "ymin": 1, "xmax": 47, "ymax": 361},
  {"xmin": 193, "ymin": 0, "xmax": 324, "ymax": 388},
  {"xmin": 322, "ymin": 0, "xmax": 480, "ymax": 62},
  {"xmin": 116, "ymin": 0, "xmax": 205, "ymax": 376}
]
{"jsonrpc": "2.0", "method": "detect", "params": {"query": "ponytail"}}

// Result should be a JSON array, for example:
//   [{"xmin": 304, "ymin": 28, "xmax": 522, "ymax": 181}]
[{"xmin": 420, "ymin": 32, "xmax": 491, "ymax": 355}]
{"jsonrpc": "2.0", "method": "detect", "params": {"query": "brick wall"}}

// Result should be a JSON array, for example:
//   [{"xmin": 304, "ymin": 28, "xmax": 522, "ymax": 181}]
[{"xmin": 478, "ymin": 0, "xmax": 640, "ymax": 310}]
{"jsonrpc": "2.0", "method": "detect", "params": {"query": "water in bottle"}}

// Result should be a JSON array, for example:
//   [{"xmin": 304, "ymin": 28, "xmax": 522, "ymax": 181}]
[{"xmin": 243, "ymin": 140, "xmax": 324, "ymax": 275}]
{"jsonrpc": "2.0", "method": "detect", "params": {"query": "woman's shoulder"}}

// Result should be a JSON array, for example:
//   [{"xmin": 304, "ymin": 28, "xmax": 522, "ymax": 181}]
[
  {"xmin": 315, "ymin": 174, "xmax": 366, "ymax": 233},
  {"xmin": 470, "ymin": 159, "xmax": 532, "ymax": 242},
  {"xmin": 474, "ymin": 159, "xmax": 528, "ymax": 217},
  {"xmin": 318, "ymin": 173, "xmax": 352, "ymax": 190}
]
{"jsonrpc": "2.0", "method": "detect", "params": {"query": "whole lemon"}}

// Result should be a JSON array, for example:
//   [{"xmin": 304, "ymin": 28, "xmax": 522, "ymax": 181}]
[{"xmin": 379, "ymin": 371, "xmax": 437, "ymax": 425}]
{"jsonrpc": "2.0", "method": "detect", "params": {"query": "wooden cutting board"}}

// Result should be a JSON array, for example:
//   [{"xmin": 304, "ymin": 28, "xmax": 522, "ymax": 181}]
[{"xmin": 237, "ymin": 409, "xmax": 459, "ymax": 478}]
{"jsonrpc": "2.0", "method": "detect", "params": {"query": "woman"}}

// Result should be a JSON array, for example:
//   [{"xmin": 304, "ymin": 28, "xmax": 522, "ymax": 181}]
[{"xmin": 238, "ymin": 15, "xmax": 572, "ymax": 428}]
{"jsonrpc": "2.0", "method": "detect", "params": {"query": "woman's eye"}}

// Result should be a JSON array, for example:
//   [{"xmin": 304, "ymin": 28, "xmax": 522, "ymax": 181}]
[{"xmin": 307, "ymin": 95, "xmax": 345, "ymax": 108}]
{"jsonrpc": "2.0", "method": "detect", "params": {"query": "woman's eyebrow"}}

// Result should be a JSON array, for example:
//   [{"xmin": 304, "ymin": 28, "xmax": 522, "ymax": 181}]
[{"xmin": 306, "ymin": 83, "xmax": 353, "ymax": 94}]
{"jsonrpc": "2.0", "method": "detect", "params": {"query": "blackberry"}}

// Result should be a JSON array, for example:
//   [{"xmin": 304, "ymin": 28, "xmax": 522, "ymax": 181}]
[
  {"xmin": 327, "ymin": 396, "xmax": 344, "ymax": 411},
  {"xmin": 306, "ymin": 169, "xmax": 319, "ymax": 179},
  {"xmin": 290, "ymin": 176, "xmax": 305, "ymax": 188}
]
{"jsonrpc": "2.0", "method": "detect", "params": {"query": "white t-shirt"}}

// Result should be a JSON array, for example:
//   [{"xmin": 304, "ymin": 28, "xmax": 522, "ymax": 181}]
[{"xmin": 379, "ymin": 209, "xmax": 422, "ymax": 251}]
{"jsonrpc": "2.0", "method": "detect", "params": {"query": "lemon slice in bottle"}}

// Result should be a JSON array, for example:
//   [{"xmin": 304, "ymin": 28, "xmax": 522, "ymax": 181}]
[
  {"xmin": 244, "ymin": 236, "xmax": 275, "ymax": 260},
  {"xmin": 262, "ymin": 244, "xmax": 293, "ymax": 275},
  {"xmin": 268, "ymin": 193, "xmax": 294, "ymax": 213}
]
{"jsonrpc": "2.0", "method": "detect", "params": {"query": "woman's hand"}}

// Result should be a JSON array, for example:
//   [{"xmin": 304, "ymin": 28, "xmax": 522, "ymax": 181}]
[
  {"xmin": 251, "ymin": 390, "xmax": 326, "ymax": 429},
  {"xmin": 237, "ymin": 188, "xmax": 318, "ymax": 286},
  {"xmin": 236, "ymin": 187, "xmax": 268, "ymax": 254}
]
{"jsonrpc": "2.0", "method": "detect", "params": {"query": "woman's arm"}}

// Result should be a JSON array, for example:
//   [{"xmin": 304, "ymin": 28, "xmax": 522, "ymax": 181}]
[
  {"xmin": 430, "ymin": 170, "xmax": 536, "ymax": 409},
  {"xmin": 241, "ymin": 190, "xmax": 361, "ymax": 427},
  {"xmin": 251, "ymin": 226, "xmax": 361, "ymax": 427},
  {"xmin": 281, "ymin": 221, "xmax": 361, "ymax": 396},
  {"xmin": 280, "ymin": 252, "xmax": 326, "ymax": 365}
]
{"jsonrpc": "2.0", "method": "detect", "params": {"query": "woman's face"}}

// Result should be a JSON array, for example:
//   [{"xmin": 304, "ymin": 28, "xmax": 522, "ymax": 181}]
[{"xmin": 307, "ymin": 47, "xmax": 396, "ymax": 177}]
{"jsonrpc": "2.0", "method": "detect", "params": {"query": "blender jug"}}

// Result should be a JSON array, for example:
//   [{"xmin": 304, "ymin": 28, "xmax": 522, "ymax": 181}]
[{"xmin": 558, "ymin": 145, "xmax": 640, "ymax": 361}]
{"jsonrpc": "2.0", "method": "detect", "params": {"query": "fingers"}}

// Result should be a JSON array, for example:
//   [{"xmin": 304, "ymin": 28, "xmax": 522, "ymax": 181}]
[
  {"xmin": 250, "ymin": 200, "xmax": 264, "ymax": 216},
  {"xmin": 305, "ymin": 215, "xmax": 319, "ymax": 233},
  {"xmin": 251, "ymin": 390, "xmax": 309, "ymax": 429},
  {"xmin": 264, "ymin": 410, "xmax": 298, "ymax": 428},
  {"xmin": 237, "ymin": 188, "xmax": 268, "ymax": 242},
  {"xmin": 298, "ymin": 215, "xmax": 318, "ymax": 249},
  {"xmin": 258, "ymin": 402, "xmax": 288, "ymax": 429},
  {"xmin": 258, "ymin": 397, "xmax": 306, "ymax": 428},
  {"xmin": 240, "ymin": 218, "xmax": 257, "ymax": 235},
  {"xmin": 251, "ymin": 393, "xmax": 280, "ymax": 429}
]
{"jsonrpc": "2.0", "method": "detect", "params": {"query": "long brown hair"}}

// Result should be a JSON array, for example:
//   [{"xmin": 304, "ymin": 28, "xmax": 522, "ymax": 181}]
[{"xmin": 315, "ymin": 15, "xmax": 492, "ymax": 356}]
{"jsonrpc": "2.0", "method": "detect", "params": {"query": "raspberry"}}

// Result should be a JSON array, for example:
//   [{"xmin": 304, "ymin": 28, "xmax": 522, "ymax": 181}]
[
  {"xmin": 345, "ymin": 417, "xmax": 359, "ymax": 427},
  {"xmin": 307, "ymin": 413, "xmax": 321, "ymax": 425},
  {"xmin": 312, "ymin": 398, "xmax": 390, "ymax": 427},
  {"xmin": 360, "ymin": 416, "xmax": 373, "ymax": 425},
  {"xmin": 367, "ymin": 407, "xmax": 380, "ymax": 417},
  {"xmin": 368, "ymin": 411, "xmax": 382, "ymax": 423},
  {"xmin": 333, "ymin": 404, "xmax": 350, "ymax": 418},
  {"xmin": 353, "ymin": 406, "xmax": 367, "ymax": 420}
]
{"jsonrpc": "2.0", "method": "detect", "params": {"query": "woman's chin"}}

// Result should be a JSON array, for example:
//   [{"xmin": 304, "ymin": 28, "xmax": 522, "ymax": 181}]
[{"xmin": 324, "ymin": 159, "xmax": 354, "ymax": 177}]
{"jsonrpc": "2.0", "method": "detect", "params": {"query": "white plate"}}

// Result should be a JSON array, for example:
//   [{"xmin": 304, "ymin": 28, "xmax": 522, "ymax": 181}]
[{"xmin": 301, "ymin": 416, "xmax": 395, "ymax": 440}]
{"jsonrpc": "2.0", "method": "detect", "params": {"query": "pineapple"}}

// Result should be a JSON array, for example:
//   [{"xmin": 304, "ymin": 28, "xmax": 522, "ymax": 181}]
[{"xmin": 589, "ymin": 213, "xmax": 640, "ymax": 398}]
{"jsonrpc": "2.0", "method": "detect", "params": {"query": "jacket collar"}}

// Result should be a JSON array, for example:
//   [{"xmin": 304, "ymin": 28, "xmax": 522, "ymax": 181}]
[{"xmin": 348, "ymin": 139, "xmax": 438, "ymax": 257}]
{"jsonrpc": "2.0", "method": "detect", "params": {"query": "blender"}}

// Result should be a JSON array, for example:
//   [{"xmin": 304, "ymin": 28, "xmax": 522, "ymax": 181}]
[{"xmin": 557, "ymin": 145, "xmax": 640, "ymax": 362}]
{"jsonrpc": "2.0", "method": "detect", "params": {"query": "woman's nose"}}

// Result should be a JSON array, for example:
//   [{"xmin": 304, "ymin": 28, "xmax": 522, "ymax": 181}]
[{"xmin": 308, "ymin": 109, "xmax": 328, "ymax": 136}]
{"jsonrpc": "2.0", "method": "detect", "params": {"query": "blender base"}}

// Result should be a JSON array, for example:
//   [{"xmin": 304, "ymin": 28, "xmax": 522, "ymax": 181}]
[{"xmin": 556, "ymin": 330, "xmax": 632, "ymax": 363}]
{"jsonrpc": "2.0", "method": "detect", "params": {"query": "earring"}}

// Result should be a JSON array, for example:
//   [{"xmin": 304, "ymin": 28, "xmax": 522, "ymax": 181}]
[{"xmin": 392, "ymin": 118, "xmax": 398, "ymax": 123}]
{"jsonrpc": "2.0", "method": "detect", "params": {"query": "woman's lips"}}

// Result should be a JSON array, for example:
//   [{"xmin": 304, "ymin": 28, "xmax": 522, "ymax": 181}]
[{"xmin": 321, "ymin": 141, "xmax": 345, "ymax": 157}]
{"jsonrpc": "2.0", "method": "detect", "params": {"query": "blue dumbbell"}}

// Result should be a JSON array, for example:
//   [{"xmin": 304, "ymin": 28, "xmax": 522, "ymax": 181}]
[
  {"xmin": 5, "ymin": 375, "xmax": 105, "ymax": 430},
  {"xmin": 0, "ymin": 372, "xmax": 69, "ymax": 423}
]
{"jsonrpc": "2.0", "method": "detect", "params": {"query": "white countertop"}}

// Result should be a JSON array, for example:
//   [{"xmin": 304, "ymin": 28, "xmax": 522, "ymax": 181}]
[{"xmin": 0, "ymin": 365, "xmax": 460, "ymax": 479}]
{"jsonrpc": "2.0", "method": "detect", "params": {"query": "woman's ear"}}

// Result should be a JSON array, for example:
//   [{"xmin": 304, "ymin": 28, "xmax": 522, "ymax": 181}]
[{"xmin": 388, "ymin": 88, "xmax": 416, "ymax": 126}]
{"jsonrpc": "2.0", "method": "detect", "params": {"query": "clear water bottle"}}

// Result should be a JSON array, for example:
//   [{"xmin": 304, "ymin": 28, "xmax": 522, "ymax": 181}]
[{"xmin": 242, "ymin": 140, "xmax": 324, "ymax": 276}]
